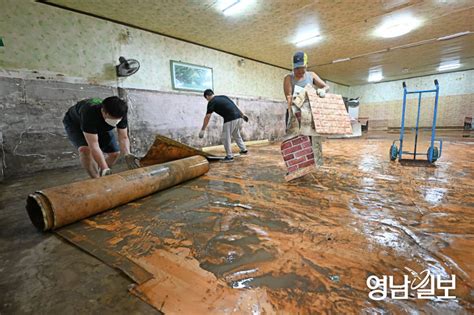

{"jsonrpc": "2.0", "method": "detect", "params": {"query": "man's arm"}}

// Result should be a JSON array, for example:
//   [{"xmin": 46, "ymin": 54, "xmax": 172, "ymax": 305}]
[
  {"xmin": 311, "ymin": 72, "xmax": 329, "ymax": 92},
  {"xmin": 199, "ymin": 113, "xmax": 212, "ymax": 138},
  {"xmin": 201, "ymin": 113, "xmax": 212, "ymax": 131},
  {"xmin": 83, "ymin": 132, "xmax": 109, "ymax": 170},
  {"xmin": 117, "ymin": 127, "xmax": 131, "ymax": 155},
  {"xmin": 117, "ymin": 127, "xmax": 140, "ymax": 169},
  {"xmin": 283, "ymin": 75, "xmax": 293, "ymax": 111},
  {"xmin": 235, "ymin": 105, "xmax": 249, "ymax": 122}
]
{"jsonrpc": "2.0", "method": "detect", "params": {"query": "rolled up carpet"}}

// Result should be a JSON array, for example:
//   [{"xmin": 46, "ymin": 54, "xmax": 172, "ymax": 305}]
[{"xmin": 26, "ymin": 155, "xmax": 209, "ymax": 231}]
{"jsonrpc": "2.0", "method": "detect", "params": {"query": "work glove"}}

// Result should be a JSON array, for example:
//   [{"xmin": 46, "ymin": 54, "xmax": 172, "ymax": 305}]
[
  {"xmin": 125, "ymin": 154, "xmax": 140, "ymax": 169},
  {"xmin": 242, "ymin": 115, "xmax": 249, "ymax": 122},
  {"xmin": 100, "ymin": 168, "xmax": 112, "ymax": 177},
  {"xmin": 317, "ymin": 88, "xmax": 326, "ymax": 98},
  {"xmin": 199, "ymin": 130, "xmax": 205, "ymax": 138}
]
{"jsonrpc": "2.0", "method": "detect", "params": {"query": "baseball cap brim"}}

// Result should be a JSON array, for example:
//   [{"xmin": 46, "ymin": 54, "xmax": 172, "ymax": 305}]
[{"xmin": 293, "ymin": 61, "xmax": 306, "ymax": 68}]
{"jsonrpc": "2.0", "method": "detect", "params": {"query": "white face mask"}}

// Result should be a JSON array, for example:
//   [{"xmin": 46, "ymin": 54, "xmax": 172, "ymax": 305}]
[{"xmin": 105, "ymin": 117, "xmax": 122, "ymax": 127}]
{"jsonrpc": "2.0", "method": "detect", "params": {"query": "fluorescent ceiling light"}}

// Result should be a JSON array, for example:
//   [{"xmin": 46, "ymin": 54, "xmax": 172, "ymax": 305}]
[
  {"xmin": 332, "ymin": 58, "xmax": 351, "ymax": 63},
  {"xmin": 374, "ymin": 15, "xmax": 421, "ymax": 38},
  {"xmin": 368, "ymin": 68, "xmax": 383, "ymax": 82},
  {"xmin": 223, "ymin": 0, "xmax": 240, "ymax": 14},
  {"xmin": 390, "ymin": 38, "xmax": 434, "ymax": 50},
  {"xmin": 437, "ymin": 31, "xmax": 471, "ymax": 41},
  {"xmin": 295, "ymin": 34, "xmax": 321, "ymax": 47},
  {"xmin": 368, "ymin": 73, "xmax": 383, "ymax": 82},
  {"xmin": 222, "ymin": 0, "xmax": 252, "ymax": 16},
  {"xmin": 437, "ymin": 60, "xmax": 461, "ymax": 71}
]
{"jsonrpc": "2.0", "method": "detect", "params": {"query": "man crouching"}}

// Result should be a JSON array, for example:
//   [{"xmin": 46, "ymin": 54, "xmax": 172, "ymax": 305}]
[{"xmin": 63, "ymin": 96, "xmax": 139, "ymax": 178}]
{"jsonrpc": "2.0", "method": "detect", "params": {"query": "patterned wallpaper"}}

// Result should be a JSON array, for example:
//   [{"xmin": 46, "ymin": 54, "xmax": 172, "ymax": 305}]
[
  {"xmin": 44, "ymin": 0, "xmax": 474, "ymax": 86},
  {"xmin": 5, "ymin": 0, "xmax": 459, "ymax": 105},
  {"xmin": 0, "ymin": 0, "xmax": 290, "ymax": 100}
]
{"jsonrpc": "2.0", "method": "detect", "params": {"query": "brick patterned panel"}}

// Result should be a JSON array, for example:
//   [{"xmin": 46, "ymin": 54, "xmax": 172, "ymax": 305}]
[
  {"xmin": 281, "ymin": 135, "xmax": 315, "ymax": 181},
  {"xmin": 306, "ymin": 87, "xmax": 352, "ymax": 135}
]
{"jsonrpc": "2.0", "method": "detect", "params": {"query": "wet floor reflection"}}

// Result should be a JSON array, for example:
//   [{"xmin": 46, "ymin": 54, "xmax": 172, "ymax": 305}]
[{"xmin": 58, "ymin": 136, "xmax": 474, "ymax": 314}]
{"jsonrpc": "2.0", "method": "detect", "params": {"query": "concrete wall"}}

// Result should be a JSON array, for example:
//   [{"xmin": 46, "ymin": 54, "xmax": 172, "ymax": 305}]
[
  {"xmin": 124, "ymin": 88, "xmax": 286, "ymax": 159},
  {"xmin": 0, "ymin": 78, "xmax": 113, "ymax": 177},
  {"xmin": 349, "ymin": 70, "xmax": 474, "ymax": 128},
  {"xmin": 0, "ymin": 77, "xmax": 286, "ymax": 178},
  {"xmin": 0, "ymin": 131, "xmax": 4, "ymax": 181}
]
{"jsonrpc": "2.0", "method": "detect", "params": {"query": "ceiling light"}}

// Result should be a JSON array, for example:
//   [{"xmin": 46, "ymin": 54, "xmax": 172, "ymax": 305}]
[
  {"xmin": 368, "ymin": 73, "xmax": 383, "ymax": 82},
  {"xmin": 437, "ymin": 60, "xmax": 461, "ymax": 71},
  {"xmin": 368, "ymin": 67, "xmax": 383, "ymax": 82},
  {"xmin": 222, "ymin": 0, "xmax": 252, "ymax": 16},
  {"xmin": 332, "ymin": 58, "xmax": 351, "ymax": 63},
  {"xmin": 437, "ymin": 31, "xmax": 472, "ymax": 41},
  {"xmin": 390, "ymin": 38, "xmax": 434, "ymax": 50},
  {"xmin": 223, "ymin": 0, "xmax": 240, "ymax": 14},
  {"xmin": 352, "ymin": 49, "xmax": 388, "ymax": 59},
  {"xmin": 374, "ymin": 15, "xmax": 421, "ymax": 38},
  {"xmin": 295, "ymin": 34, "xmax": 321, "ymax": 47}
]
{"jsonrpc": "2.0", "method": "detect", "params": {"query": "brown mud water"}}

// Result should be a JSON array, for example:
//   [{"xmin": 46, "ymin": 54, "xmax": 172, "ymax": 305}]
[{"xmin": 53, "ymin": 134, "xmax": 473, "ymax": 314}]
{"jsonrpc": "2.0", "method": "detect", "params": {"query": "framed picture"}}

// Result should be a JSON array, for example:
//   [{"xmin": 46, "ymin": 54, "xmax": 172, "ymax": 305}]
[{"xmin": 170, "ymin": 60, "xmax": 213, "ymax": 92}]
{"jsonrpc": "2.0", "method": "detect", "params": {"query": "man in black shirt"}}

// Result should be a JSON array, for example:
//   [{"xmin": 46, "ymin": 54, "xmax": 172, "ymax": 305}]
[
  {"xmin": 63, "ymin": 96, "xmax": 139, "ymax": 178},
  {"xmin": 199, "ymin": 89, "xmax": 248, "ymax": 162}
]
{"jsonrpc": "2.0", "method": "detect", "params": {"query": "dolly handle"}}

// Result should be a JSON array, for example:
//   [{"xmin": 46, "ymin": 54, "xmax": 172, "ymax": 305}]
[
  {"xmin": 402, "ymin": 82, "xmax": 406, "ymax": 88},
  {"xmin": 434, "ymin": 79, "xmax": 439, "ymax": 86}
]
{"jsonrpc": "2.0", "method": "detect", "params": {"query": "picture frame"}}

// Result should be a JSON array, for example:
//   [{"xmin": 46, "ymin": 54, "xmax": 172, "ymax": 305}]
[{"xmin": 170, "ymin": 60, "xmax": 213, "ymax": 92}]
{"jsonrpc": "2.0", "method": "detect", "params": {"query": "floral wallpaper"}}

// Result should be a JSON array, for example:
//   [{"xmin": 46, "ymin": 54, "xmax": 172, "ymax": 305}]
[
  {"xmin": 0, "ymin": 0, "xmax": 290, "ymax": 100},
  {"xmin": 35, "ymin": 0, "xmax": 474, "ymax": 86}
]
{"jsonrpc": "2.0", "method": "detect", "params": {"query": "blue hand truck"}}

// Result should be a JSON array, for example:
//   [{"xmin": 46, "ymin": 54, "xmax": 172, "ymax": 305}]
[{"xmin": 390, "ymin": 80, "xmax": 442, "ymax": 163}]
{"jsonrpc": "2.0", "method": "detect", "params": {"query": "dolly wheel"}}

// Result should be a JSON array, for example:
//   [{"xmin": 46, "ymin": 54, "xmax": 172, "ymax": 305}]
[
  {"xmin": 390, "ymin": 144, "xmax": 398, "ymax": 161},
  {"xmin": 427, "ymin": 147, "xmax": 439, "ymax": 163}
]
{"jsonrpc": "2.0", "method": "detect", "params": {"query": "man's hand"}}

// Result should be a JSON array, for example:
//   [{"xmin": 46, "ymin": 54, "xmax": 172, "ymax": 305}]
[
  {"xmin": 242, "ymin": 115, "xmax": 249, "ymax": 122},
  {"xmin": 199, "ymin": 130, "xmax": 205, "ymax": 138},
  {"xmin": 100, "ymin": 168, "xmax": 112, "ymax": 177},
  {"xmin": 317, "ymin": 88, "xmax": 326, "ymax": 98},
  {"xmin": 125, "ymin": 154, "xmax": 140, "ymax": 169}
]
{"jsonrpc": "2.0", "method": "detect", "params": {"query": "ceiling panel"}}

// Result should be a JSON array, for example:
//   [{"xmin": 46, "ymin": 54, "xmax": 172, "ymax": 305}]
[
  {"xmin": 41, "ymin": 0, "xmax": 474, "ymax": 85},
  {"xmin": 317, "ymin": 36, "xmax": 474, "ymax": 84}
]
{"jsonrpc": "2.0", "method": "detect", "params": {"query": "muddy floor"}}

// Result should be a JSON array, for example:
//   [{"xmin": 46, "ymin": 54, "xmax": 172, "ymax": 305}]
[{"xmin": 0, "ymin": 131, "xmax": 473, "ymax": 314}]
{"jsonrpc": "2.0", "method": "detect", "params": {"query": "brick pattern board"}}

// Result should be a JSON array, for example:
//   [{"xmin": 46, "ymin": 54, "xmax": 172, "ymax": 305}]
[
  {"xmin": 284, "ymin": 166, "xmax": 314, "ymax": 182},
  {"xmin": 281, "ymin": 135, "xmax": 315, "ymax": 181},
  {"xmin": 306, "ymin": 88, "xmax": 352, "ymax": 135}
]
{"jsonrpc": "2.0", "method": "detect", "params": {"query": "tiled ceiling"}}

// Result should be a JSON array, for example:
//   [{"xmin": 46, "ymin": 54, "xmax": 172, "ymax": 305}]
[{"xmin": 41, "ymin": 0, "xmax": 473, "ymax": 86}]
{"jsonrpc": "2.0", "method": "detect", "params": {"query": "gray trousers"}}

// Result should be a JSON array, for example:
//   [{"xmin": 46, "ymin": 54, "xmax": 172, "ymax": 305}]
[{"xmin": 223, "ymin": 118, "xmax": 246, "ymax": 157}]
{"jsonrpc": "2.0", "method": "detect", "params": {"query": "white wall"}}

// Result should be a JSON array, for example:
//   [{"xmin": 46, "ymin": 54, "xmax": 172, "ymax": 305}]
[
  {"xmin": 348, "ymin": 70, "xmax": 474, "ymax": 127},
  {"xmin": 349, "ymin": 70, "xmax": 474, "ymax": 101}
]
